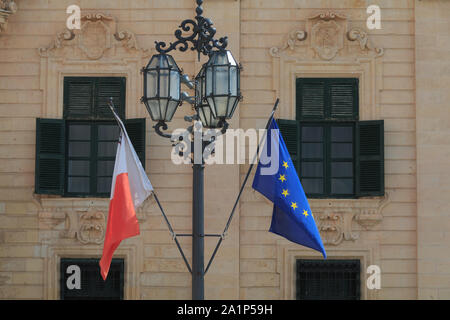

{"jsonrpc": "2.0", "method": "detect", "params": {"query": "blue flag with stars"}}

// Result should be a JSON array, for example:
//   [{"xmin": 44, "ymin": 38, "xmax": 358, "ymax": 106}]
[{"xmin": 252, "ymin": 118, "xmax": 326, "ymax": 258}]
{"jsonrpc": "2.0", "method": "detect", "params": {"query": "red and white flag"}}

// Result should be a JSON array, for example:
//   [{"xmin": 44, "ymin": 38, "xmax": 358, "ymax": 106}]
[{"xmin": 99, "ymin": 111, "xmax": 153, "ymax": 280}]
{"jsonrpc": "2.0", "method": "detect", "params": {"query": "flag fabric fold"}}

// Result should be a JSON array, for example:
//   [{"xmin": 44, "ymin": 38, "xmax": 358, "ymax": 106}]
[
  {"xmin": 99, "ymin": 111, "xmax": 153, "ymax": 280},
  {"xmin": 252, "ymin": 118, "xmax": 326, "ymax": 258}
]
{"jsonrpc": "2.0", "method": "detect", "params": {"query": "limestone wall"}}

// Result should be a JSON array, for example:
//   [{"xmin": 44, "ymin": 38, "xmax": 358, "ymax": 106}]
[
  {"xmin": 238, "ymin": 0, "xmax": 417, "ymax": 300},
  {"xmin": 0, "ymin": 0, "xmax": 447, "ymax": 300},
  {"xmin": 415, "ymin": 0, "xmax": 450, "ymax": 300}
]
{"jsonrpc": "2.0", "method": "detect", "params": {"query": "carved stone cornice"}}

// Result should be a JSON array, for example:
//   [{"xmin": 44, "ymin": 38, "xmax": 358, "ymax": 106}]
[
  {"xmin": 37, "ymin": 29, "xmax": 76, "ymax": 57},
  {"xmin": 269, "ymin": 30, "xmax": 307, "ymax": 57},
  {"xmin": 308, "ymin": 11, "xmax": 347, "ymax": 21},
  {"xmin": 0, "ymin": 0, "xmax": 17, "ymax": 34},
  {"xmin": 347, "ymin": 27, "xmax": 384, "ymax": 57},
  {"xmin": 38, "ymin": 12, "xmax": 151, "ymax": 59},
  {"xmin": 269, "ymin": 10, "xmax": 384, "ymax": 60},
  {"xmin": 309, "ymin": 193, "xmax": 390, "ymax": 246},
  {"xmin": 37, "ymin": 196, "xmax": 154, "ymax": 245}
]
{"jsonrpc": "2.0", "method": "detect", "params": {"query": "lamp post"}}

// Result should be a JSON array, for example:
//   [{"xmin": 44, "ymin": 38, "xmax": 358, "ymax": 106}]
[{"xmin": 140, "ymin": 0, "xmax": 242, "ymax": 300}]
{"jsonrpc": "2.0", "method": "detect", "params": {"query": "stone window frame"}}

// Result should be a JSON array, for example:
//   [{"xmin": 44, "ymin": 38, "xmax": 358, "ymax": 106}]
[
  {"xmin": 276, "ymin": 240, "xmax": 381, "ymax": 300},
  {"xmin": 269, "ymin": 12, "xmax": 386, "ymax": 300},
  {"xmin": 36, "ymin": 13, "xmax": 152, "ymax": 299},
  {"xmin": 42, "ymin": 243, "xmax": 140, "ymax": 300}
]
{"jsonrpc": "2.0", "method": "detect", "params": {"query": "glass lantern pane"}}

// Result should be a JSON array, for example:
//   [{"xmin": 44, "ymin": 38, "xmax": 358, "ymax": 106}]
[
  {"xmin": 214, "ymin": 66, "xmax": 229, "ymax": 95},
  {"xmin": 158, "ymin": 98, "xmax": 168, "ymax": 119},
  {"xmin": 146, "ymin": 71, "xmax": 158, "ymax": 98},
  {"xmin": 227, "ymin": 96, "xmax": 238, "ymax": 118},
  {"xmin": 165, "ymin": 100, "xmax": 178, "ymax": 122},
  {"xmin": 147, "ymin": 55, "xmax": 159, "ymax": 68},
  {"xmin": 207, "ymin": 97, "xmax": 217, "ymax": 118},
  {"xmin": 213, "ymin": 96, "xmax": 229, "ymax": 118},
  {"xmin": 206, "ymin": 67, "xmax": 213, "ymax": 95},
  {"xmin": 166, "ymin": 55, "xmax": 180, "ymax": 71},
  {"xmin": 148, "ymin": 100, "xmax": 162, "ymax": 120},
  {"xmin": 158, "ymin": 54, "xmax": 169, "ymax": 68},
  {"xmin": 230, "ymin": 67, "xmax": 238, "ymax": 95},
  {"xmin": 226, "ymin": 51, "xmax": 237, "ymax": 66},
  {"xmin": 159, "ymin": 70, "xmax": 169, "ymax": 97},
  {"xmin": 212, "ymin": 51, "xmax": 227, "ymax": 65},
  {"xmin": 169, "ymin": 70, "xmax": 180, "ymax": 99}
]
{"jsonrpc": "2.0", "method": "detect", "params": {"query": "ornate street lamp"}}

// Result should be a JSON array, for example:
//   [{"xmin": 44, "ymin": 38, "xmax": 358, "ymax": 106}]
[
  {"xmin": 195, "ymin": 66, "xmax": 221, "ymax": 129},
  {"xmin": 204, "ymin": 50, "xmax": 240, "ymax": 121},
  {"xmin": 141, "ymin": 54, "xmax": 182, "ymax": 123},
  {"xmin": 140, "ymin": 0, "xmax": 242, "ymax": 300}
]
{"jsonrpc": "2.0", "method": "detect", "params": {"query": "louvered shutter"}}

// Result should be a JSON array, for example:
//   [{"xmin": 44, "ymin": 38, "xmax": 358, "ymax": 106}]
[
  {"xmin": 277, "ymin": 119, "xmax": 300, "ymax": 171},
  {"xmin": 60, "ymin": 258, "xmax": 124, "ymax": 300},
  {"xmin": 96, "ymin": 77, "xmax": 126, "ymax": 119},
  {"xmin": 35, "ymin": 119, "xmax": 65, "ymax": 194},
  {"xmin": 330, "ymin": 78, "xmax": 358, "ymax": 119},
  {"xmin": 356, "ymin": 120, "xmax": 384, "ymax": 196},
  {"xmin": 296, "ymin": 78, "xmax": 326, "ymax": 120},
  {"xmin": 297, "ymin": 78, "xmax": 358, "ymax": 120},
  {"xmin": 125, "ymin": 118, "xmax": 146, "ymax": 169},
  {"xmin": 63, "ymin": 78, "xmax": 94, "ymax": 119}
]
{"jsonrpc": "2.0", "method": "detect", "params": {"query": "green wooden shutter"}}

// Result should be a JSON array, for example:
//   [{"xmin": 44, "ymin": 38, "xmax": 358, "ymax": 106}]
[
  {"xmin": 296, "ymin": 78, "xmax": 326, "ymax": 120},
  {"xmin": 96, "ymin": 77, "xmax": 126, "ymax": 119},
  {"xmin": 356, "ymin": 120, "xmax": 384, "ymax": 196},
  {"xmin": 296, "ymin": 78, "xmax": 358, "ymax": 120},
  {"xmin": 125, "ymin": 118, "xmax": 146, "ymax": 169},
  {"xmin": 329, "ymin": 78, "xmax": 358, "ymax": 119},
  {"xmin": 35, "ymin": 118, "xmax": 66, "ymax": 194},
  {"xmin": 277, "ymin": 119, "xmax": 300, "ymax": 171},
  {"xmin": 64, "ymin": 77, "xmax": 95, "ymax": 119}
]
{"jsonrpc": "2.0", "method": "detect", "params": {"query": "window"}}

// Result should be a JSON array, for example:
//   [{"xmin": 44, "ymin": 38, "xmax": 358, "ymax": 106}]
[
  {"xmin": 296, "ymin": 259, "xmax": 361, "ymax": 300},
  {"xmin": 60, "ymin": 258, "xmax": 124, "ymax": 300},
  {"xmin": 278, "ymin": 78, "xmax": 384, "ymax": 198},
  {"xmin": 35, "ymin": 77, "xmax": 146, "ymax": 197}
]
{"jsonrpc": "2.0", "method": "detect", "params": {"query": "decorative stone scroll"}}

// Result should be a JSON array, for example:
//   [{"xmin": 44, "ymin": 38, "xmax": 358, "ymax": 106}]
[
  {"xmin": 0, "ymin": 0, "xmax": 17, "ymax": 34},
  {"xmin": 347, "ymin": 27, "xmax": 384, "ymax": 57},
  {"xmin": 310, "ymin": 193, "xmax": 389, "ymax": 246},
  {"xmin": 269, "ymin": 10, "xmax": 385, "ymax": 121},
  {"xmin": 36, "ymin": 196, "xmax": 154, "ymax": 245},
  {"xmin": 38, "ymin": 12, "xmax": 150, "ymax": 59},
  {"xmin": 269, "ymin": 30, "xmax": 307, "ymax": 57},
  {"xmin": 269, "ymin": 10, "xmax": 383, "ymax": 60}
]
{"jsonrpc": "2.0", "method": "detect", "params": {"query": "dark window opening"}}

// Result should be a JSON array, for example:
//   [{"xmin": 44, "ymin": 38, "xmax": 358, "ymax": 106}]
[
  {"xmin": 60, "ymin": 258, "xmax": 124, "ymax": 300},
  {"xmin": 296, "ymin": 259, "xmax": 361, "ymax": 300}
]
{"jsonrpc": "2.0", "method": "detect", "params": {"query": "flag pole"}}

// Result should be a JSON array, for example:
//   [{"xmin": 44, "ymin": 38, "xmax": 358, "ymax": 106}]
[{"xmin": 205, "ymin": 98, "xmax": 280, "ymax": 274}]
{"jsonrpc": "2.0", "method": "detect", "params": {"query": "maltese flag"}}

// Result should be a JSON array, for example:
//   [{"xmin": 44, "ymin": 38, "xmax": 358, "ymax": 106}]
[{"xmin": 99, "ymin": 108, "xmax": 153, "ymax": 280}]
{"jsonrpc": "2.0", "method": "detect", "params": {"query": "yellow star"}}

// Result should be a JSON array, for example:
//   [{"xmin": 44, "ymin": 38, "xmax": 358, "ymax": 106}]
[
  {"xmin": 282, "ymin": 161, "xmax": 289, "ymax": 169},
  {"xmin": 302, "ymin": 209, "xmax": 309, "ymax": 217},
  {"xmin": 282, "ymin": 189, "xmax": 289, "ymax": 197},
  {"xmin": 291, "ymin": 202, "xmax": 298, "ymax": 210},
  {"xmin": 278, "ymin": 174, "xmax": 286, "ymax": 182}
]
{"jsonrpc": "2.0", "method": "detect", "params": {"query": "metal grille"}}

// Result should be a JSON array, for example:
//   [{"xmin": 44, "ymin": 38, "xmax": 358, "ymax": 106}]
[
  {"xmin": 296, "ymin": 259, "xmax": 360, "ymax": 300},
  {"xmin": 60, "ymin": 258, "xmax": 124, "ymax": 300}
]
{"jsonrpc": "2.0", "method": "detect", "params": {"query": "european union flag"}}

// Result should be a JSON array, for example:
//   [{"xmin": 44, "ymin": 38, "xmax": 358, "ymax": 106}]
[{"xmin": 252, "ymin": 118, "xmax": 326, "ymax": 258}]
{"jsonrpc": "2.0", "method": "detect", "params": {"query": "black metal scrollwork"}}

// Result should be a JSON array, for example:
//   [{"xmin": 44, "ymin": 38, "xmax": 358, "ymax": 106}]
[
  {"xmin": 153, "ymin": 121, "xmax": 172, "ymax": 139},
  {"xmin": 154, "ymin": 0, "xmax": 228, "ymax": 58}
]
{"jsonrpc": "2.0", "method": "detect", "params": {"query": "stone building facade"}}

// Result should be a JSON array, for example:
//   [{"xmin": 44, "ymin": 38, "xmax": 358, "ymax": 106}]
[{"xmin": 0, "ymin": 0, "xmax": 449, "ymax": 299}]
